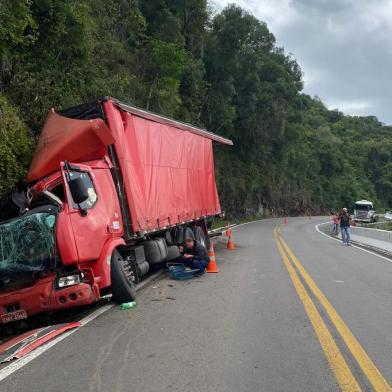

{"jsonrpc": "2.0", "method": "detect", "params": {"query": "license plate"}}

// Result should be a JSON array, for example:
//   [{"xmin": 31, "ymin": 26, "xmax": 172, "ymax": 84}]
[{"xmin": 1, "ymin": 310, "xmax": 28, "ymax": 324}]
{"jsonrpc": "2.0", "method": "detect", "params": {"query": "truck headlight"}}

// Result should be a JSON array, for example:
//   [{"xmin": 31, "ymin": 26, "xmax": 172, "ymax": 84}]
[{"xmin": 57, "ymin": 275, "xmax": 81, "ymax": 288}]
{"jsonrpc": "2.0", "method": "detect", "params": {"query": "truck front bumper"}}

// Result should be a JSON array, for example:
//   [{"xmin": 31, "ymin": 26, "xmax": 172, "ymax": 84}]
[{"xmin": 0, "ymin": 275, "xmax": 100, "ymax": 324}]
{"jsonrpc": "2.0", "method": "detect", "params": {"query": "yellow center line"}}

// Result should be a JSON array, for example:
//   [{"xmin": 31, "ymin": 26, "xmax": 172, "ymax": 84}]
[
  {"xmin": 273, "ymin": 228, "xmax": 361, "ymax": 392},
  {"xmin": 277, "ymin": 226, "xmax": 392, "ymax": 392}
]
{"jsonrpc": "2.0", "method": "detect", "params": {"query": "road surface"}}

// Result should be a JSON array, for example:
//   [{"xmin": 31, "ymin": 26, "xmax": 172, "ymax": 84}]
[{"xmin": 1, "ymin": 217, "xmax": 391, "ymax": 391}]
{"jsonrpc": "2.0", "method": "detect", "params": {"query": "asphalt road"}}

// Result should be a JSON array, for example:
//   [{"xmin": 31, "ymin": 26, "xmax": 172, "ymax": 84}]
[{"xmin": 1, "ymin": 217, "xmax": 392, "ymax": 391}]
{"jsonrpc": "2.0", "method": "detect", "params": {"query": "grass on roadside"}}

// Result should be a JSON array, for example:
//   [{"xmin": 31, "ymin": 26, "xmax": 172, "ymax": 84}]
[{"xmin": 361, "ymin": 221, "xmax": 392, "ymax": 231}]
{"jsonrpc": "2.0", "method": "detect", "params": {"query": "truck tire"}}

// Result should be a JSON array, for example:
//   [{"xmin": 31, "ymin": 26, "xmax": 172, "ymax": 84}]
[
  {"xmin": 111, "ymin": 250, "xmax": 137, "ymax": 303},
  {"xmin": 167, "ymin": 245, "xmax": 180, "ymax": 261},
  {"xmin": 195, "ymin": 225, "xmax": 210, "ymax": 250},
  {"xmin": 156, "ymin": 238, "xmax": 168, "ymax": 261},
  {"xmin": 165, "ymin": 231, "xmax": 174, "ymax": 245},
  {"xmin": 184, "ymin": 226, "xmax": 195, "ymax": 241},
  {"xmin": 144, "ymin": 240, "xmax": 161, "ymax": 264},
  {"xmin": 144, "ymin": 238, "xmax": 168, "ymax": 264}
]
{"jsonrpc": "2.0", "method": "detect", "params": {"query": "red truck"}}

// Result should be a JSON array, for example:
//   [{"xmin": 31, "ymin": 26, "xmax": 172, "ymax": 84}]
[{"xmin": 0, "ymin": 98, "xmax": 232, "ymax": 325}]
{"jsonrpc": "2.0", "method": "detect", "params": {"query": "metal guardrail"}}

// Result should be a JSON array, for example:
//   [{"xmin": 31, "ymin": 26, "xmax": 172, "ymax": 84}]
[
  {"xmin": 351, "ymin": 226, "xmax": 392, "ymax": 243},
  {"xmin": 318, "ymin": 222, "xmax": 392, "ymax": 259}
]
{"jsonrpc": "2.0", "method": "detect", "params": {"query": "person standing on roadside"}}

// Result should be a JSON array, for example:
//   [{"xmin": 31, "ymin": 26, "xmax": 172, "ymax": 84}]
[
  {"xmin": 339, "ymin": 208, "xmax": 351, "ymax": 246},
  {"xmin": 332, "ymin": 211, "xmax": 339, "ymax": 236}
]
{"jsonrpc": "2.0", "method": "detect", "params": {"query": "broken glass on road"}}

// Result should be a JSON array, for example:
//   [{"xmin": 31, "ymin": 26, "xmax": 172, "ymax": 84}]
[{"xmin": 0, "ymin": 207, "xmax": 58, "ymax": 275}]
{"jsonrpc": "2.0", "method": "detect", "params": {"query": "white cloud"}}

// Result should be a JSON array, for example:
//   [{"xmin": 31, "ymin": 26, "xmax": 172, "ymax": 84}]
[
  {"xmin": 211, "ymin": 0, "xmax": 392, "ymax": 124},
  {"xmin": 332, "ymin": 100, "xmax": 372, "ymax": 113}
]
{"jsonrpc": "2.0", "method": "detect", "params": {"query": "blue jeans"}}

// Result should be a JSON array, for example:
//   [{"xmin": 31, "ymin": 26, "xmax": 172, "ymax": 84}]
[
  {"xmin": 341, "ymin": 227, "xmax": 350, "ymax": 244},
  {"xmin": 181, "ymin": 257, "xmax": 209, "ymax": 273},
  {"xmin": 333, "ymin": 223, "xmax": 339, "ymax": 235}
]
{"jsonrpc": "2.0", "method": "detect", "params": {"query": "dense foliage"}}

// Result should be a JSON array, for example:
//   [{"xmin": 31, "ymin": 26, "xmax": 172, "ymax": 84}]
[{"xmin": 1, "ymin": 1, "xmax": 391, "ymax": 218}]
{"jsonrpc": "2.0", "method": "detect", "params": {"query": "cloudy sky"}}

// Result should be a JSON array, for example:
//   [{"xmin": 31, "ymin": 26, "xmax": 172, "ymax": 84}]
[{"xmin": 212, "ymin": 0, "xmax": 392, "ymax": 124}]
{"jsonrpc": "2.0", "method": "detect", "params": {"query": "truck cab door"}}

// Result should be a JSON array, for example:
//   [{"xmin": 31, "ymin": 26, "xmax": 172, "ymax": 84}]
[{"xmin": 60, "ymin": 161, "xmax": 123, "ymax": 262}]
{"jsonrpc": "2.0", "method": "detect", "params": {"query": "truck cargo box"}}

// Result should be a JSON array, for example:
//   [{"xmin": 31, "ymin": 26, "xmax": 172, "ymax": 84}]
[
  {"xmin": 27, "ymin": 98, "xmax": 232, "ymax": 235},
  {"xmin": 103, "ymin": 100, "xmax": 231, "ymax": 233}
]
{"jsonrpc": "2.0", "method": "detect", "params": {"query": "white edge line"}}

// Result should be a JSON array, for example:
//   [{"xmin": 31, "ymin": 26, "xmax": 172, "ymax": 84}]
[
  {"xmin": 0, "ymin": 304, "xmax": 113, "ymax": 382},
  {"xmin": 0, "ymin": 270, "xmax": 165, "ymax": 382},
  {"xmin": 2, "ymin": 217, "xmax": 282, "ymax": 380},
  {"xmin": 315, "ymin": 222, "xmax": 392, "ymax": 264},
  {"xmin": 233, "ymin": 216, "xmax": 315, "ymax": 230},
  {"xmin": 218, "ymin": 216, "xmax": 310, "ymax": 233},
  {"xmin": 232, "ymin": 218, "xmax": 274, "ymax": 230}
]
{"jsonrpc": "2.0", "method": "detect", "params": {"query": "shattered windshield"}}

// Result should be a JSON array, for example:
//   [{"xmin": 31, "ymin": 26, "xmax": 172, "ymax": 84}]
[{"xmin": 0, "ymin": 208, "xmax": 58, "ymax": 275}]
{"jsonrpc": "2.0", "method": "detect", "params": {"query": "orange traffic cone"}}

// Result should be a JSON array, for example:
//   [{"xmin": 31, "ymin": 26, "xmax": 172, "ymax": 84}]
[
  {"xmin": 225, "ymin": 224, "xmax": 232, "ymax": 237},
  {"xmin": 284, "ymin": 217, "xmax": 288, "ymax": 224},
  {"xmin": 206, "ymin": 241, "xmax": 219, "ymax": 273},
  {"xmin": 227, "ymin": 233, "xmax": 236, "ymax": 249}
]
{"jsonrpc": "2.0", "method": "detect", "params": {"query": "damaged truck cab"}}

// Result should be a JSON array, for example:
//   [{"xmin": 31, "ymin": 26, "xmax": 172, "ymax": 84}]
[{"xmin": 0, "ymin": 98, "xmax": 232, "ymax": 325}]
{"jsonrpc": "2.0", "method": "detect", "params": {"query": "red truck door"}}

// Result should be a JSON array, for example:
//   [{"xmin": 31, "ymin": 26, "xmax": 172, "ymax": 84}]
[{"xmin": 60, "ymin": 161, "xmax": 123, "ymax": 263}]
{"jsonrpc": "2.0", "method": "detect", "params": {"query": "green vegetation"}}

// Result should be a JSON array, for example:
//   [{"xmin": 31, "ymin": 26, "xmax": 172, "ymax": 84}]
[
  {"xmin": 362, "ymin": 221, "xmax": 392, "ymax": 231},
  {"xmin": 1, "ymin": 1, "xmax": 391, "ymax": 219},
  {"xmin": 0, "ymin": 94, "xmax": 31, "ymax": 197}
]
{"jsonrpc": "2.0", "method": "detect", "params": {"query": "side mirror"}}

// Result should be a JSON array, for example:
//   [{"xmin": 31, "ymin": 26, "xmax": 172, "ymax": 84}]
[{"xmin": 68, "ymin": 177, "xmax": 89, "ymax": 204}]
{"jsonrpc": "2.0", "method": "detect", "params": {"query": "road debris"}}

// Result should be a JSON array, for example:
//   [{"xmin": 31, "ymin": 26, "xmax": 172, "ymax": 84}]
[
  {"xmin": 120, "ymin": 301, "xmax": 137, "ymax": 310},
  {"xmin": 0, "ymin": 322, "xmax": 80, "ymax": 363}
]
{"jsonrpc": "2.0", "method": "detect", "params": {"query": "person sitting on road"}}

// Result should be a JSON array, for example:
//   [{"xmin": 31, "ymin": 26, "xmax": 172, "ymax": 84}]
[
  {"xmin": 180, "ymin": 237, "xmax": 210, "ymax": 274},
  {"xmin": 339, "ymin": 208, "xmax": 351, "ymax": 246},
  {"xmin": 332, "ymin": 211, "xmax": 340, "ymax": 236}
]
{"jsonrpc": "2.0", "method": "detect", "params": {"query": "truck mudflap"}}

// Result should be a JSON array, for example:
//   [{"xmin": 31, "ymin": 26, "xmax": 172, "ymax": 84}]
[
  {"xmin": 0, "ymin": 275, "xmax": 100, "ymax": 323},
  {"xmin": 0, "ymin": 322, "xmax": 81, "ymax": 363}
]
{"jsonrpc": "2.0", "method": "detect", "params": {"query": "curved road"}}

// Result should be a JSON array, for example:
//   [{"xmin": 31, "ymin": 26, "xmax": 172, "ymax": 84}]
[{"xmin": 1, "ymin": 217, "xmax": 391, "ymax": 391}]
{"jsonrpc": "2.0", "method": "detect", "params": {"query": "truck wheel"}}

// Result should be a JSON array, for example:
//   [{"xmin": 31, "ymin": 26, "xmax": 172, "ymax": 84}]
[
  {"xmin": 184, "ymin": 226, "xmax": 195, "ymax": 242},
  {"xmin": 111, "ymin": 250, "xmax": 137, "ymax": 303},
  {"xmin": 167, "ymin": 245, "xmax": 180, "ymax": 260},
  {"xmin": 165, "ymin": 231, "xmax": 174, "ymax": 245},
  {"xmin": 195, "ymin": 225, "xmax": 210, "ymax": 250},
  {"xmin": 156, "ymin": 238, "xmax": 168, "ymax": 261},
  {"xmin": 144, "ymin": 238, "xmax": 168, "ymax": 264}
]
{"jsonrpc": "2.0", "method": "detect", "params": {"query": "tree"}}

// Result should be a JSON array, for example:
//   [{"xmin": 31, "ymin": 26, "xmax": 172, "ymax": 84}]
[{"xmin": 0, "ymin": 1, "xmax": 391, "ymax": 219}]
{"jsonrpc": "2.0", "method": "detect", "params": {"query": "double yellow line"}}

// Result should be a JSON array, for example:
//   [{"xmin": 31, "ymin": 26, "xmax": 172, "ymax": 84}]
[{"xmin": 273, "ymin": 226, "xmax": 391, "ymax": 392}]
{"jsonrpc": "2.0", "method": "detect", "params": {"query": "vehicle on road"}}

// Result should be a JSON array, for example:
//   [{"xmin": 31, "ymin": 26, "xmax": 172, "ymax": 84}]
[
  {"xmin": 384, "ymin": 211, "xmax": 392, "ymax": 221},
  {"xmin": 0, "ymin": 98, "xmax": 232, "ymax": 325},
  {"xmin": 353, "ymin": 200, "xmax": 377, "ymax": 223}
]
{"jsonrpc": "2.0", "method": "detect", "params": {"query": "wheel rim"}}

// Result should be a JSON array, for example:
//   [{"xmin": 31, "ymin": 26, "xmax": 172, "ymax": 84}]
[{"xmin": 120, "ymin": 256, "xmax": 136, "ymax": 284}]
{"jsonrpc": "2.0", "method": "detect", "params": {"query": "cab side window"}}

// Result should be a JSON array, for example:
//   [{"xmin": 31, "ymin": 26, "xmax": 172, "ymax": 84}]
[
  {"xmin": 69, "ymin": 171, "xmax": 97, "ymax": 209},
  {"xmin": 50, "ymin": 183, "xmax": 66, "ymax": 202}
]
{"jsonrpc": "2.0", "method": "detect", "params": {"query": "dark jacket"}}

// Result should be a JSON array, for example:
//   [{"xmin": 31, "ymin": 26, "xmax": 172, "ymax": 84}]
[
  {"xmin": 339, "ymin": 212, "xmax": 350, "ymax": 228},
  {"xmin": 183, "ymin": 240, "xmax": 208, "ymax": 260}
]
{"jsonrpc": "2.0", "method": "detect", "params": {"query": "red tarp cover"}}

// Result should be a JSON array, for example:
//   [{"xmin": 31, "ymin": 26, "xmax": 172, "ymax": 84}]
[
  {"xmin": 103, "ymin": 101, "xmax": 221, "ymax": 233},
  {"xmin": 27, "ymin": 110, "xmax": 115, "ymax": 182}
]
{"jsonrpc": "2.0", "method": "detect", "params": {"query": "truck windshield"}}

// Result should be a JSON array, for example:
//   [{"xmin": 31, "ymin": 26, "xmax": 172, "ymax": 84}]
[
  {"xmin": 0, "ymin": 208, "xmax": 58, "ymax": 275},
  {"xmin": 355, "ymin": 204, "xmax": 371, "ymax": 211}
]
